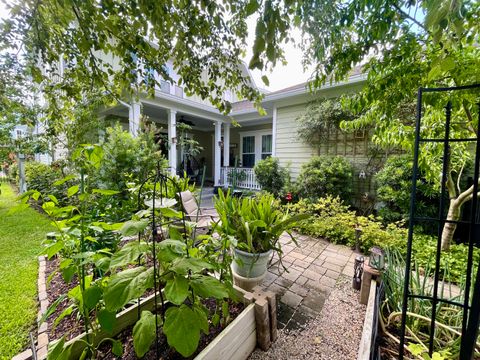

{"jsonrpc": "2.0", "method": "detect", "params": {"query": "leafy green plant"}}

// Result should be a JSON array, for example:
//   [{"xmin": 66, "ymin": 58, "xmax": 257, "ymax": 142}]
[
  {"xmin": 287, "ymin": 196, "xmax": 478, "ymax": 284},
  {"xmin": 24, "ymin": 161, "xmax": 71, "ymax": 206},
  {"xmin": 101, "ymin": 194, "xmax": 235, "ymax": 357},
  {"xmin": 253, "ymin": 157, "xmax": 290, "ymax": 197},
  {"xmin": 375, "ymin": 154, "xmax": 440, "ymax": 226},
  {"xmin": 16, "ymin": 145, "xmax": 125, "ymax": 359},
  {"xmin": 26, "ymin": 155, "xmax": 236, "ymax": 359},
  {"xmin": 381, "ymin": 249, "xmax": 480, "ymax": 359},
  {"xmin": 214, "ymin": 190, "xmax": 307, "ymax": 254},
  {"xmin": 296, "ymin": 98, "xmax": 354, "ymax": 151},
  {"xmin": 295, "ymin": 156, "xmax": 353, "ymax": 201}
]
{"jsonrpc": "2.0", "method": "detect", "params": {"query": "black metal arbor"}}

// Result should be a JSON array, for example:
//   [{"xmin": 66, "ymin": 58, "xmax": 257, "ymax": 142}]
[{"xmin": 399, "ymin": 84, "xmax": 480, "ymax": 359}]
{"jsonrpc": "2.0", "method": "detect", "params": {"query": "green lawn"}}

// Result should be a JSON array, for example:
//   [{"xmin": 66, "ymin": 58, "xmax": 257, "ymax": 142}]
[{"xmin": 0, "ymin": 184, "xmax": 52, "ymax": 359}]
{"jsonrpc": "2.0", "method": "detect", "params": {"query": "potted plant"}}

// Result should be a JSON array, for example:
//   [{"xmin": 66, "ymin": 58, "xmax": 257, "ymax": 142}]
[{"xmin": 214, "ymin": 190, "xmax": 308, "ymax": 289}]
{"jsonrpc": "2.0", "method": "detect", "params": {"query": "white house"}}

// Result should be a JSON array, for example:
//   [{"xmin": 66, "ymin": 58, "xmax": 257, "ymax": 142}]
[{"xmin": 96, "ymin": 58, "xmax": 368, "ymax": 189}]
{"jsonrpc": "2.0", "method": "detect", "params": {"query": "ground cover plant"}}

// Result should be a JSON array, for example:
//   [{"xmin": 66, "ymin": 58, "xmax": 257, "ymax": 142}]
[
  {"xmin": 288, "ymin": 196, "xmax": 479, "ymax": 284},
  {"xmin": 0, "ymin": 184, "xmax": 52, "ymax": 358}
]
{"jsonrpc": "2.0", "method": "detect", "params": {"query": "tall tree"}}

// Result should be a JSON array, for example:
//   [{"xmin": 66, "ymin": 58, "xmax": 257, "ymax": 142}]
[
  {"xmin": 0, "ymin": 0, "xmax": 295, "ymax": 155},
  {"xmin": 298, "ymin": 0, "xmax": 480, "ymax": 249}
]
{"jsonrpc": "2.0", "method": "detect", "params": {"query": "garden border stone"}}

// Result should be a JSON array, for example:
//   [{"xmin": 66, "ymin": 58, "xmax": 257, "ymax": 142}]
[{"xmin": 12, "ymin": 255, "xmax": 49, "ymax": 360}]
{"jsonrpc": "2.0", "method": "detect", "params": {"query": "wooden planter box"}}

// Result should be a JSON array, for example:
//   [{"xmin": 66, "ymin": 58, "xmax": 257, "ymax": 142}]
[{"xmin": 16, "ymin": 277, "xmax": 277, "ymax": 360}]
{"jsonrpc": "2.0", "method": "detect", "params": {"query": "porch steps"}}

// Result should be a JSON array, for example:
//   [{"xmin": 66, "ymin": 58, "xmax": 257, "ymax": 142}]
[{"xmin": 199, "ymin": 187, "xmax": 215, "ymax": 208}]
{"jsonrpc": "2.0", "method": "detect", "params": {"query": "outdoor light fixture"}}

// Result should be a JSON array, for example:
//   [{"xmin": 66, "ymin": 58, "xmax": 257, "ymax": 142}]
[
  {"xmin": 369, "ymin": 246, "xmax": 385, "ymax": 270},
  {"xmin": 355, "ymin": 226, "xmax": 362, "ymax": 253},
  {"xmin": 358, "ymin": 170, "xmax": 367, "ymax": 179},
  {"xmin": 171, "ymin": 137, "xmax": 177, "ymax": 144},
  {"xmin": 353, "ymin": 256, "xmax": 364, "ymax": 290},
  {"xmin": 218, "ymin": 140, "xmax": 224, "ymax": 147}
]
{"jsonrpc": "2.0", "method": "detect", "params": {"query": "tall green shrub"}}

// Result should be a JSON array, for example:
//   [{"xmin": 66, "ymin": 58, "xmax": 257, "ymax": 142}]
[
  {"xmin": 95, "ymin": 124, "xmax": 167, "ymax": 193},
  {"xmin": 375, "ymin": 155, "xmax": 439, "ymax": 224},
  {"xmin": 253, "ymin": 157, "xmax": 289, "ymax": 197},
  {"xmin": 24, "ymin": 161, "xmax": 70, "ymax": 205},
  {"xmin": 296, "ymin": 156, "xmax": 353, "ymax": 201}
]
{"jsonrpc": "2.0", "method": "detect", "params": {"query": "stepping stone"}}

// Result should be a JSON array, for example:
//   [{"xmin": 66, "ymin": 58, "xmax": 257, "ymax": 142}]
[
  {"xmin": 301, "ymin": 290, "xmax": 327, "ymax": 313},
  {"xmin": 277, "ymin": 302, "xmax": 295, "ymax": 329}
]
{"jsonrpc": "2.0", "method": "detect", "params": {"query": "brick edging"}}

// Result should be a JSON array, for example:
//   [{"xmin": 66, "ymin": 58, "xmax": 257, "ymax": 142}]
[
  {"xmin": 12, "ymin": 255, "xmax": 49, "ymax": 360},
  {"xmin": 37, "ymin": 255, "xmax": 49, "ymax": 359}
]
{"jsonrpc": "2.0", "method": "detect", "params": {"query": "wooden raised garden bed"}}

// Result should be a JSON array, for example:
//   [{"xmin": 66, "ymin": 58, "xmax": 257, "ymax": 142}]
[{"xmin": 15, "ymin": 256, "xmax": 277, "ymax": 360}]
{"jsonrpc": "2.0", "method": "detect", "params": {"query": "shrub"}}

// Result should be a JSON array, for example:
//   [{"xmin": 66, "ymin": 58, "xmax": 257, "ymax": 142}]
[
  {"xmin": 375, "ymin": 154, "xmax": 439, "ymax": 224},
  {"xmin": 95, "ymin": 124, "xmax": 167, "ymax": 193},
  {"xmin": 296, "ymin": 156, "xmax": 353, "ymax": 201},
  {"xmin": 24, "ymin": 161, "xmax": 70, "ymax": 205},
  {"xmin": 254, "ymin": 157, "xmax": 290, "ymax": 197}
]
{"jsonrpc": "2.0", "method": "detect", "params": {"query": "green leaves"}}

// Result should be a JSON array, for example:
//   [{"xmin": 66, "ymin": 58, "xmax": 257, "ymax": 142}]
[
  {"xmin": 104, "ymin": 267, "xmax": 154, "ymax": 311},
  {"xmin": 109, "ymin": 241, "xmax": 149, "ymax": 269},
  {"xmin": 163, "ymin": 304, "xmax": 208, "ymax": 357},
  {"xmin": 97, "ymin": 309, "xmax": 116, "ymax": 334},
  {"xmin": 132, "ymin": 311, "xmax": 161, "ymax": 357},
  {"xmin": 170, "ymin": 257, "xmax": 214, "ymax": 275},
  {"xmin": 67, "ymin": 185, "xmax": 79, "ymax": 197},
  {"xmin": 165, "ymin": 275, "xmax": 190, "ymax": 305},
  {"xmin": 190, "ymin": 275, "xmax": 229, "ymax": 299},
  {"xmin": 119, "ymin": 219, "xmax": 149, "ymax": 237}
]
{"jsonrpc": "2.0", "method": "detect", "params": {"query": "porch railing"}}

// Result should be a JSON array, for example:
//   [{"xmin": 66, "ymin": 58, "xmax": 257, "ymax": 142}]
[{"xmin": 220, "ymin": 167, "xmax": 261, "ymax": 190}]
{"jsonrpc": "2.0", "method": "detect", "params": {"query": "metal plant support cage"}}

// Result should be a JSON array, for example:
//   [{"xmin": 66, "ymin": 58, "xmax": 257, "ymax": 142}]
[
  {"xmin": 135, "ymin": 164, "xmax": 192, "ymax": 358},
  {"xmin": 399, "ymin": 84, "xmax": 480, "ymax": 359}
]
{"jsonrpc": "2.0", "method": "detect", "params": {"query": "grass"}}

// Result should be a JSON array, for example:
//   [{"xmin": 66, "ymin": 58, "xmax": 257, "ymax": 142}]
[{"xmin": 0, "ymin": 184, "xmax": 52, "ymax": 359}]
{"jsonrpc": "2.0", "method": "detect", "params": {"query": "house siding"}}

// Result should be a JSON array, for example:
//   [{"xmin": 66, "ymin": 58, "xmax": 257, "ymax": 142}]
[
  {"xmin": 275, "ymin": 104, "xmax": 316, "ymax": 178},
  {"xmin": 275, "ymin": 103, "xmax": 378, "ymax": 206}
]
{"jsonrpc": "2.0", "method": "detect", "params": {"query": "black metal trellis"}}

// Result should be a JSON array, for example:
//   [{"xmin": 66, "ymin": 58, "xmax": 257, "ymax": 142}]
[
  {"xmin": 399, "ymin": 84, "xmax": 480, "ymax": 359},
  {"xmin": 135, "ymin": 163, "xmax": 190, "ymax": 358}
]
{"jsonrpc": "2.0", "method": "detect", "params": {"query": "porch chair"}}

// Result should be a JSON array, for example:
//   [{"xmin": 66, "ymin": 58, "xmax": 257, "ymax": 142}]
[{"xmin": 179, "ymin": 190, "xmax": 218, "ymax": 230}]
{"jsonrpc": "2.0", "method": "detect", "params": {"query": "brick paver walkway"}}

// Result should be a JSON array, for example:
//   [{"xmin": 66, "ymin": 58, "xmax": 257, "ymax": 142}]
[{"xmin": 260, "ymin": 233, "xmax": 359, "ymax": 330}]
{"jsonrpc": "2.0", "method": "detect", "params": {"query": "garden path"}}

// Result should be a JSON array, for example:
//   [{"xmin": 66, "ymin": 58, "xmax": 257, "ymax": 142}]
[{"xmin": 262, "ymin": 233, "xmax": 358, "ymax": 330}]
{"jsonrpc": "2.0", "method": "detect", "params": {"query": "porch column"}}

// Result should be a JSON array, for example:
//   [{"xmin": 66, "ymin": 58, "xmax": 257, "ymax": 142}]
[
  {"xmin": 214, "ymin": 121, "xmax": 222, "ymax": 187},
  {"xmin": 223, "ymin": 123, "xmax": 230, "ymax": 167},
  {"xmin": 129, "ymin": 101, "xmax": 141, "ymax": 137},
  {"xmin": 168, "ymin": 109, "xmax": 177, "ymax": 176}
]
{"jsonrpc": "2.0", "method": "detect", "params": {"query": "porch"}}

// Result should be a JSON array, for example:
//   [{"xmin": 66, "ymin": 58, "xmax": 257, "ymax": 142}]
[{"xmin": 102, "ymin": 97, "xmax": 271, "ymax": 190}]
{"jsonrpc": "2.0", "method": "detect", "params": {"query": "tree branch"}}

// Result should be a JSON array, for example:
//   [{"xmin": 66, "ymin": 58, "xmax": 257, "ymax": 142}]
[
  {"xmin": 391, "ymin": 3, "xmax": 429, "ymax": 33},
  {"xmin": 457, "ymin": 161, "xmax": 465, "ymax": 195},
  {"xmin": 446, "ymin": 170, "xmax": 457, "ymax": 199},
  {"xmin": 456, "ymin": 179, "xmax": 480, "ymax": 207}
]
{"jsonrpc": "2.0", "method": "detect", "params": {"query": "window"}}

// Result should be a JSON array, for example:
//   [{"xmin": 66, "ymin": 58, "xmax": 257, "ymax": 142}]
[
  {"xmin": 242, "ymin": 136, "xmax": 255, "ymax": 168},
  {"xmin": 240, "ymin": 131, "xmax": 273, "ymax": 167},
  {"xmin": 261, "ymin": 134, "xmax": 272, "ymax": 159}
]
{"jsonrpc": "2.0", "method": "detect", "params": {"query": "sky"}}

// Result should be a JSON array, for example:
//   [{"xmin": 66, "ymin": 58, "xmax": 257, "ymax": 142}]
[
  {"xmin": 0, "ymin": 2, "xmax": 311, "ymax": 92},
  {"xmin": 243, "ymin": 16, "xmax": 313, "ymax": 92}
]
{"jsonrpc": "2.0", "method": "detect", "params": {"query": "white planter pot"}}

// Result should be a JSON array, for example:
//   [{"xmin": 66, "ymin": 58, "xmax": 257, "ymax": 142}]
[{"xmin": 232, "ymin": 248, "xmax": 272, "ymax": 278}]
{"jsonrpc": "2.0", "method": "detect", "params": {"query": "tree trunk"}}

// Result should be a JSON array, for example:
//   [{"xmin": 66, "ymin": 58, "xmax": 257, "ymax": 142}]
[{"xmin": 441, "ymin": 199, "xmax": 460, "ymax": 250}]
